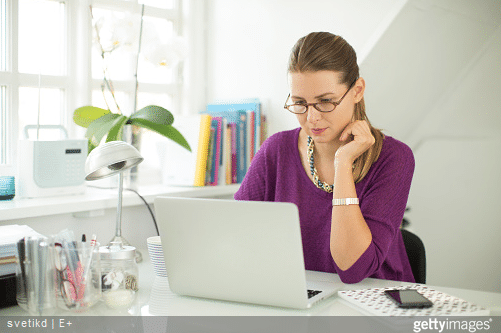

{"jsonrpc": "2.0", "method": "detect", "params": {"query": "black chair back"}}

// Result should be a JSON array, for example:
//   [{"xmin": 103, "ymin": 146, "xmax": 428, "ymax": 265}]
[{"xmin": 401, "ymin": 229, "xmax": 426, "ymax": 284}]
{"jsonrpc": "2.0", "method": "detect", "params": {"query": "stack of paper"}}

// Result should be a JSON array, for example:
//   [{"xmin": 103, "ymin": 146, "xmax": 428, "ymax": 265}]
[{"xmin": 0, "ymin": 225, "xmax": 43, "ymax": 276}]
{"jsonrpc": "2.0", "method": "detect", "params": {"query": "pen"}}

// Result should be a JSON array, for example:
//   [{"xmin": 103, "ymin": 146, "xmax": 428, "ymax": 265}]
[
  {"xmin": 16, "ymin": 238, "xmax": 27, "ymax": 303},
  {"xmin": 78, "ymin": 234, "xmax": 97, "ymax": 307},
  {"xmin": 27, "ymin": 237, "xmax": 41, "ymax": 315},
  {"xmin": 81, "ymin": 235, "xmax": 97, "ymax": 290},
  {"xmin": 38, "ymin": 239, "xmax": 49, "ymax": 315},
  {"xmin": 62, "ymin": 239, "xmax": 80, "ymax": 302}
]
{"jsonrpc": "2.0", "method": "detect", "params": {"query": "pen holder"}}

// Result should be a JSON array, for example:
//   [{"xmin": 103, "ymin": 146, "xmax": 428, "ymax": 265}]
[
  {"xmin": 51, "ymin": 241, "xmax": 102, "ymax": 312},
  {"xmin": 16, "ymin": 236, "xmax": 56, "ymax": 315}
]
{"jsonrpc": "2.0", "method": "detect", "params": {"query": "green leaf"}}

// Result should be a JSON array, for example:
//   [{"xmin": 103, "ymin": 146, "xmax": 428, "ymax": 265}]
[
  {"xmin": 130, "ymin": 118, "xmax": 191, "ymax": 152},
  {"xmin": 87, "ymin": 139, "xmax": 98, "ymax": 155},
  {"xmin": 129, "ymin": 105, "xmax": 174, "ymax": 126},
  {"xmin": 86, "ymin": 113, "xmax": 124, "ymax": 146},
  {"xmin": 106, "ymin": 116, "xmax": 128, "ymax": 142},
  {"xmin": 74, "ymin": 106, "xmax": 111, "ymax": 128}
]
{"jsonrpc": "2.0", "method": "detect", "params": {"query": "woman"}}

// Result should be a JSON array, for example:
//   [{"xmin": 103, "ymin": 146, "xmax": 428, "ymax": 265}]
[{"xmin": 234, "ymin": 32, "xmax": 415, "ymax": 284}]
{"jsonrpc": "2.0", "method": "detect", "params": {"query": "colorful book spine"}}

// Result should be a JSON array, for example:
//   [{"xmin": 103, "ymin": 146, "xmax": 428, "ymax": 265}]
[
  {"xmin": 247, "ymin": 110, "xmax": 255, "ymax": 165},
  {"xmin": 207, "ymin": 117, "xmax": 223, "ymax": 186},
  {"xmin": 203, "ymin": 109, "xmax": 247, "ymax": 183},
  {"xmin": 252, "ymin": 100, "xmax": 261, "ymax": 155},
  {"xmin": 260, "ymin": 114, "xmax": 267, "ymax": 146},
  {"xmin": 207, "ymin": 99, "xmax": 261, "ymax": 165},
  {"xmin": 205, "ymin": 126, "xmax": 215, "ymax": 185},
  {"xmin": 193, "ymin": 114, "xmax": 212, "ymax": 186},
  {"xmin": 236, "ymin": 111, "xmax": 247, "ymax": 183},
  {"xmin": 231, "ymin": 123, "xmax": 237, "ymax": 184},
  {"xmin": 225, "ymin": 124, "xmax": 232, "ymax": 185},
  {"xmin": 200, "ymin": 100, "xmax": 264, "ymax": 185}
]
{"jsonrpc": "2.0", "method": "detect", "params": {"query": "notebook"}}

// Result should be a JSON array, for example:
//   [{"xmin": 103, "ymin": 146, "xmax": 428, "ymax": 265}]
[{"xmin": 153, "ymin": 197, "xmax": 342, "ymax": 309}]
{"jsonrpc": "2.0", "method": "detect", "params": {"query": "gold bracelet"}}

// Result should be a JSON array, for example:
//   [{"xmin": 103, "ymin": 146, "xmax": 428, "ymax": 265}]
[{"xmin": 332, "ymin": 198, "xmax": 359, "ymax": 206}]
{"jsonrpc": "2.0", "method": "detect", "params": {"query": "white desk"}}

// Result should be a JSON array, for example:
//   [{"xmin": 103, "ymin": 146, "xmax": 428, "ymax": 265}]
[{"xmin": 2, "ymin": 250, "xmax": 501, "ymax": 317}]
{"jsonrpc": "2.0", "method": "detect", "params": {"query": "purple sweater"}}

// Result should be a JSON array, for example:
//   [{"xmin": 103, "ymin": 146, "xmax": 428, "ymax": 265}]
[{"xmin": 234, "ymin": 127, "xmax": 415, "ymax": 283}]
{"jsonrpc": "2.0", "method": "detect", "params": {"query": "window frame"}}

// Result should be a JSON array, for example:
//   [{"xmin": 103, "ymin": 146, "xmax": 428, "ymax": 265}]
[{"xmin": 0, "ymin": 0, "xmax": 188, "ymax": 172}]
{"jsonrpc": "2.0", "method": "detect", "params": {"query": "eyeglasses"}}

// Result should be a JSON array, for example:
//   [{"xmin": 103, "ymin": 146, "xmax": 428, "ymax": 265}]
[
  {"xmin": 53, "ymin": 243, "xmax": 79, "ymax": 308},
  {"xmin": 284, "ymin": 80, "xmax": 356, "ymax": 114}
]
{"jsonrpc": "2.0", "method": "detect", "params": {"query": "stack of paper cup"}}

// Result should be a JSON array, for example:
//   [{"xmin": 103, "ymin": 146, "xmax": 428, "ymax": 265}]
[{"xmin": 146, "ymin": 236, "xmax": 167, "ymax": 277}]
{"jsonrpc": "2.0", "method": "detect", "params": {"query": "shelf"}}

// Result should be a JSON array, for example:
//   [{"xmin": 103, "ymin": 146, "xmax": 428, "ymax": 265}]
[{"xmin": 0, "ymin": 184, "xmax": 240, "ymax": 221}]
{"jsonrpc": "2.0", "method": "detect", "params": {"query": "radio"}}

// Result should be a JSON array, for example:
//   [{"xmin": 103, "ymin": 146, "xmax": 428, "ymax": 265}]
[{"xmin": 18, "ymin": 125, "xmax": 88, "ymax": 198}]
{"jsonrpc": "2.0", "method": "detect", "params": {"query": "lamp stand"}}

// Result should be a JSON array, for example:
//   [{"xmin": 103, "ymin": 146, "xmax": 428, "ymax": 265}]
[{"xmin": 107, "ymin": 171, "xmax": 143, "ymax": 263}]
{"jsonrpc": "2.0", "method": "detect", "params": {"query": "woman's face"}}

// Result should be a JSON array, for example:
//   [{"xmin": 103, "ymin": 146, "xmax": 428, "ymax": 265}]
[{"xmin": 288, "ymin": 70, "xmax": 361, "ymax": 145}]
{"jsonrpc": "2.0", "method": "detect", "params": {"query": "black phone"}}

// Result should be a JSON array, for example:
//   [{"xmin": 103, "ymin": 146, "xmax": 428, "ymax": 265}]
[{"xmin": 384, "ymin": 289, "xmax": 433, "ymax": 308}]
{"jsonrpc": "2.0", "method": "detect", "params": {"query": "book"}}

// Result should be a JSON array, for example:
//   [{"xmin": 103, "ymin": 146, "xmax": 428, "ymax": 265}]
[
  {"xmin": 224, "ymin": 123, "xmax": 232, "ymax": 185},
  {"xmin": 194, "ymin": 114, "xmax": 212, "ymax": 186},
  {"xmin": 195, "ymin": 99, "xmax": 264, "ymax": 185},
  {"xmin": 236, "ymin": 111, "xmax": 247, "ymax": 183},
  {"xmin": 203, "ymin": 109, "xmax": 247, "ymax": 183},
  {"xmin": 219, "ymin": 119, "xmax": 229, "ymax": 185},
  {"xmin": 205, "ymin": 126, "xmax": 215, "ymax": 185},
  {"xmin": 207, "ymin": 99, "xmax": 261, "ymax": 162},
  {"xmin": 247, "ymin": 110, "xmax": 255, "ymax": 167},
  {"xmin": 0, "ymin": 225, "xmax": 43, "ymax": 276},
  {"xmin": 0, "ymin": 255, "xmax": 16, "ymax": 277},
  {"xmin": 230, "ymin": 123, "xmax": 237, "ymax": 184},
  {"xmin": 260, "ymin": 114, "xmax": 267, "ymax": 146},
  {"xmin": 207, "ymin": 117, "xmax": 223, "ymax": 186}
]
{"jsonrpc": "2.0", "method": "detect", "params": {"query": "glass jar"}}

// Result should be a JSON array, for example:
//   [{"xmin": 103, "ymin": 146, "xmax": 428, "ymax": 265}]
[
  {"xmin": 99, "ymin": 242, "xmax": 139, "ymax": 309},
  {"xmin": 0, "ymin": 165, "xmax": 15, "ymax": 200}
]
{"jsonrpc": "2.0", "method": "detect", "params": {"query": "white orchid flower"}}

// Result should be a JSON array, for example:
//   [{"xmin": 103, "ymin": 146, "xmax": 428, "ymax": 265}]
[
  {"xmin": 93, "ymin": 13, "xmax": 140, "ymax": 54},
  {"xmin": 142, "ymin": 36, "xmax": 188, "ymax": 68}
]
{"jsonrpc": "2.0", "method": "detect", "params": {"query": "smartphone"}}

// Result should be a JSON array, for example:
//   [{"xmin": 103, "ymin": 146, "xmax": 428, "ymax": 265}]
[{"xmin": 384, "ymin": 289, "xmax": 433, "ymax": 308}]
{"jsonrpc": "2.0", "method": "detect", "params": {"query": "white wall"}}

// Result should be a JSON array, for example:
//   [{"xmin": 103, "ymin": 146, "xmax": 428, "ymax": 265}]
[
  {"xmin": 206, "ymin": 0, "xmax": 501, "ymax": 293},
  {"xmin": 405, "ymin": 24, "xmax": 501, "ymax": 292},
  {"xmin": 206, "ymin": 0, "xmax": 407, "ymax": 136},
  {"xmin": 362, "ymin": 0, "xmax": 501, "ymax": 293}
]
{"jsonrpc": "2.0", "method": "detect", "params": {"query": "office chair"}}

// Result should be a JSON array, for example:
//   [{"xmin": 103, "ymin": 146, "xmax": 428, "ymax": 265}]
[{"xmin": 401, "ymin": 229, "xmax": 426, "ymax": 284}]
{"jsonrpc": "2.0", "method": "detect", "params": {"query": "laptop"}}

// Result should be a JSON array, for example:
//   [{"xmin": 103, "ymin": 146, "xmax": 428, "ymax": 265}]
[{"xmin": 154, "ymin": 197, "xmax": 342, "ymax": 309}]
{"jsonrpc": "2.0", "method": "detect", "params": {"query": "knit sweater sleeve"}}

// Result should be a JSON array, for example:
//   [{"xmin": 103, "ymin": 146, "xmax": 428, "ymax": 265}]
[
  {"xmin": 234, "ymin": 132, "xmax": 279, "ymax": 202},
  {"xmin": 334, "ymin": 138, "xmax": 415, "ymax": 283}
]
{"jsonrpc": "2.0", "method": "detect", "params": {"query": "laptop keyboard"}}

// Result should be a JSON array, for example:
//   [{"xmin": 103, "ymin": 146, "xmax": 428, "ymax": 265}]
[{"xmin": 307, "ymin": 289, "xmax": 322, "ymax": 299}]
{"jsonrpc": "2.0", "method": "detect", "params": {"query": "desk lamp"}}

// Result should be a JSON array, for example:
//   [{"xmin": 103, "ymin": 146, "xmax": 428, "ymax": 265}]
[{"xmin": 85, "ymin": 141, "xmax": 144, "ymax": 262}]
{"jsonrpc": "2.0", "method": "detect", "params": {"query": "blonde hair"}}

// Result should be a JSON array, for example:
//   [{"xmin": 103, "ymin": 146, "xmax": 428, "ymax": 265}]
[{"xmin": 288, "ymin": 32, "xmax": 384, "ymax": 183}]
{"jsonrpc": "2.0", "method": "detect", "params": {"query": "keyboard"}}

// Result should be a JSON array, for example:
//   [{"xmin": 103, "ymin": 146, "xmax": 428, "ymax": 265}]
[
  {"xmin": 307, "ymin": 289, "xmax": 322, "ymax": 299},
  {"xmin": 338, "ymin": 285, "xmax": 490, "ymax": 316}
]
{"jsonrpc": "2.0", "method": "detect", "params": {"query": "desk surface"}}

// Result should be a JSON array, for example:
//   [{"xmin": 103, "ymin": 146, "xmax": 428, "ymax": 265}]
[{"xmin": 2, "ymin": 250, "xmax": 501, "ymax": 317}]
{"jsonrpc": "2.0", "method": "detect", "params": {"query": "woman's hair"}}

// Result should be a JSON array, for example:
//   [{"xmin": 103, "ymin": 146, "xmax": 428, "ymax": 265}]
[{"xmin": 288, "ymin": 31, "xmax": 384, "ymax": 183}]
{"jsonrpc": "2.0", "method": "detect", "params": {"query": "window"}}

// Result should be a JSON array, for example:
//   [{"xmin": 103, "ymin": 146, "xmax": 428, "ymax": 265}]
[
  {"xmin": 90, "ymin": 1, "xmax": 182, "ymax": 115},
  {"xmin": 0, "ymin": 0, "xmax": 185, "ymax": 179}
]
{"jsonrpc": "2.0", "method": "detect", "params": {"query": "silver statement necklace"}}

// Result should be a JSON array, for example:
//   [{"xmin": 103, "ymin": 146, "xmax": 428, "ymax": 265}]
[{"xmin": 306, "ymin": 136, "xmax": 334, "ymax": 193}]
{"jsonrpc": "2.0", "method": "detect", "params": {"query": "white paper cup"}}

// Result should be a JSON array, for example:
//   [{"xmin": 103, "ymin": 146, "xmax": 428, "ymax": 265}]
[{"xmin": 147, "ymin": 236, "xmax": 167, "ymax": 277}]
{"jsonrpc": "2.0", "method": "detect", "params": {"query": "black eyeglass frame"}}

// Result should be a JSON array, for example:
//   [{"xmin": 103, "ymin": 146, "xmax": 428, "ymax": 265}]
[
  {"xmin": 53, "ymin": 242, "xmax": 78, "ymax": 308},
  {"xmin": 284, "ymin": 79, "xmax": 358, "ymax": 114}
]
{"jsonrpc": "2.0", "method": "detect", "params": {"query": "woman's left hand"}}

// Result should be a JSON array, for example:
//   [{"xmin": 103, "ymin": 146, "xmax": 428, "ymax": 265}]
[{"xmin": 335, "ymin": 120, "xmax": 375, "ymax": 166}]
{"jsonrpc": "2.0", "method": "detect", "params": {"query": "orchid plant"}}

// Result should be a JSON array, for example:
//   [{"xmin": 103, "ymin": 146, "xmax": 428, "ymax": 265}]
[{"xmin": 73, "ymin": 5, "xmax": 190, "ymax": 154}]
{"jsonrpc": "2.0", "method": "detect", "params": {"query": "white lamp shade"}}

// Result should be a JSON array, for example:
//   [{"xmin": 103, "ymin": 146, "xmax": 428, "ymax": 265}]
[{"xmin": 85, "ymin": 141, "xmax": 144, "ymax": 181}]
